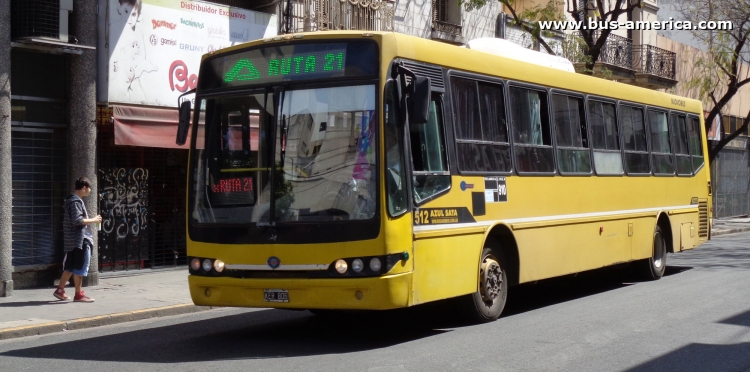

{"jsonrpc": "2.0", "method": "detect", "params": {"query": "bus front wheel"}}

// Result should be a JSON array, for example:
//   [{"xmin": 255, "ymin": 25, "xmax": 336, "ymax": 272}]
[
  {"xmin": 464, "ymin": 246, "xmax": 507, "ymax": 322},
  {"xmin": 642, "ymin": 225, "xmax": 667, "ymax": 280}
]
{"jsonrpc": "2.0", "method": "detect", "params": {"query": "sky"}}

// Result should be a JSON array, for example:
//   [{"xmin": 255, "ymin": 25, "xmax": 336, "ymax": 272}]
[{"xmin": 656, "ymin": 0, "xmax": 706, "ymax": 51}]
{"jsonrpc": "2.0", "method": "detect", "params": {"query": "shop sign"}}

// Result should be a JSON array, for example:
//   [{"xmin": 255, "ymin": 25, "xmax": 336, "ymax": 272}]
[{"xmin": 108, "ymin": 0, "xmax": 277, "ymax": 107}]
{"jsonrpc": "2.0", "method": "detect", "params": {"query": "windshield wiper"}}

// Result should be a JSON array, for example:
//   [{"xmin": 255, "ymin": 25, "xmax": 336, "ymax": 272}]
[{"xmin": 279, "ymin": 114, "xmax": 287, "ymax": 168}]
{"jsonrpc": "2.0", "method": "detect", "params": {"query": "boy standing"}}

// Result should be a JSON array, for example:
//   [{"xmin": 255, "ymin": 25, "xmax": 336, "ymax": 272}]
[{"xmin": 53, "ymin": 177, "xmax": 102, "ymax": 302}]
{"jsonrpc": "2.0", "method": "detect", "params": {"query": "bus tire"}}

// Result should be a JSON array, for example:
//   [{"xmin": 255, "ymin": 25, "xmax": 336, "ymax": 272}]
[
  {"xmin": 642, "ymin": 225, "xmax": 667, "ymax": 280},
  {"xmin": 463, "ymin": 246, "xmax": 508, "ymax": 323}
]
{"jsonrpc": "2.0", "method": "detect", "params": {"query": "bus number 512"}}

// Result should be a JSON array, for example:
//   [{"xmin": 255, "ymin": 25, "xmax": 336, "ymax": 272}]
[{"xmin": 415, "ymin": 210, "xmax": 430, "ymax": 225}]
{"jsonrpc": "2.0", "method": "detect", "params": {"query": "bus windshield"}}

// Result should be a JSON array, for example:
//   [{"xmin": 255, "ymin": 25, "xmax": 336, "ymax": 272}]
[{"xmin": 190, "ymin": 84, "xmax": 377, "ymax": 225}]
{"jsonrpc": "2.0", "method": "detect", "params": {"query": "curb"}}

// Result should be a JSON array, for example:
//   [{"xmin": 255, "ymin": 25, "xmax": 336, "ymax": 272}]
[
  {"xmin": 712, "ymin": 227, "xmax": 750, "ymax": 237},
  {"xmin": 0, "ymin": 304, "xmax": 210, "ymax": 341}
]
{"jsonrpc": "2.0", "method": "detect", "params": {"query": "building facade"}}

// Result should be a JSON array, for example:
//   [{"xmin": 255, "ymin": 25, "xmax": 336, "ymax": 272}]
[{"xmin": 0, "ymin": 0, "xmax": 278, "ymax": 294}]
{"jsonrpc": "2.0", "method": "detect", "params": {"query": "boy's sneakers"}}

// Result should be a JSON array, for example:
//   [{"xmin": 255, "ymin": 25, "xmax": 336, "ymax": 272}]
[
  {"xmin": 53, "ymin": 287, "xmax": 69, "ymax": 300},
  {"xmin": 74, "ymin": 291, "xmax": 95, "ymax": 303}
]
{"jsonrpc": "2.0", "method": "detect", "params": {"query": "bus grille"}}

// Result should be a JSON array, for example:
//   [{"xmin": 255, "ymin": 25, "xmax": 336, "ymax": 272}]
[
  {"xmin": 698, "ymin": 201, "xmax": 708, "ymax": 237},
  {"xmin": 402, "ymin": 60, "xmax": 445, "ymax": 90}
]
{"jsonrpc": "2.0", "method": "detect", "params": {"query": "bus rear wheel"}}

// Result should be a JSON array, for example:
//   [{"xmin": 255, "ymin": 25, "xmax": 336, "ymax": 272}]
[
  {"xmin": 464, "ymin": 246, "xmax": 507, "ymax": 322},
  {"xmin": 642, "ymin": 225, "xmax": 667, "ymax": 280}
]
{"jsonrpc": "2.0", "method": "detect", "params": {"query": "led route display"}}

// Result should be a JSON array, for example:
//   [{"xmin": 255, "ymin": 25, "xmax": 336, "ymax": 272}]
[
  {"xmin": 201, "ymin": 42, "xmax": 378, "ymax": 90},
  {"xmin": 223, "ymin": 51, "xmax": 345, "ymax": 83},
  {"xmin": 212, "ymin": 177, "xmax": 253, "ymax": 193},
  {"xmin": 209, "ymin": 176, "xmax": 256, "ymax": 206}
]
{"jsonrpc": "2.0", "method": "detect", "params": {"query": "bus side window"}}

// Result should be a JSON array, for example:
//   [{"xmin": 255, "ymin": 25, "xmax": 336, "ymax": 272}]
[
  {"xmin": 588, "ymin": 100, "xmax": 623, "ymax": 175},
  {"xmin": 670, "ymin": 113, "xmax": 692, "ymax": 176},
  {"xmin": 687, "ymin": 116, "xmax": 704, "ymax": 173},
  {"xmin": 449, "ymin": 76, "xmax": 511, "ymax": 173},
  {"xmin": 410, "ymin": 95, "xmax": 451, "ymax": 204},
  {"xmin": 551, "ymin": 93, "xmax": 590, "ymax": 174},
  {"xmin": 509, "ymin": 86, "xmax": 554, "ymax": 174},
  {"xmin": 620, "ymin": 105, "xmax": 650, "ymax": 175},
  {"xmin": 648, "ymin": 109, "xmax": 674, "ymax": 175}
]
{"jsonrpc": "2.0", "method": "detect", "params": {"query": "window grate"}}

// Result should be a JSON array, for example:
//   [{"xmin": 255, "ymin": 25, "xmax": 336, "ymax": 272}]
[{"xmin": 11, "ymin": 0, "xmax": 60, "ymax": 40}]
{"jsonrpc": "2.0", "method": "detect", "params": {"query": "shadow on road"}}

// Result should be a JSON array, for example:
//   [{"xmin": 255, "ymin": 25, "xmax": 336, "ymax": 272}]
[
  {"xmin": 0, "ymin": 308, "xmax": 449, "ymax": 362},
  {"xmin": 0, "ymin": 264, "xmax": 693, "ymax": 363},
  {"xmin": 670, "ymin": 233, "xmax": 750, "ymax": 270},
  {"xmin": 624, "ymin": 308, "xmax": 750, "ymax": 372},
  {"xmin": 502, "ymin": 263, "xmax": 691, "ymax": 317}
]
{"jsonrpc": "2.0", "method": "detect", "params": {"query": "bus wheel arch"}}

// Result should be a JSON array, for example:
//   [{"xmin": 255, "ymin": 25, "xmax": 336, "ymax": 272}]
[
  {"xmin": 485, "ymin": 224, "xmax": 520, "ymax": 287},
  {"xmin": 657, "ymin": 213, "xmax": 674, "ymax": 254}
]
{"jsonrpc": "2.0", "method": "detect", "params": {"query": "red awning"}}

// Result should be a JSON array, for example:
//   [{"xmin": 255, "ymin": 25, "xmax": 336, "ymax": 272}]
[{"xmin": 113, "ymin": 105, "xmax": 204, "ymax": 149}]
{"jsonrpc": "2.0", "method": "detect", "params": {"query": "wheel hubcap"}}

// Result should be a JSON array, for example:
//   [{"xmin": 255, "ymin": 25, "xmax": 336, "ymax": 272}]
[{"xmin": 480, "ymin": 256, "xmax": 503, "ymax": 302}]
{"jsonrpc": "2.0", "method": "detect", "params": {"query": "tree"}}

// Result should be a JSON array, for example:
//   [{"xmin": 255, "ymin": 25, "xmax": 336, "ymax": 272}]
[
  {"xmin": 463, "ymin": 0, "xmax": 641, "ymax": 74},
  {"xmin": 669, "ymin": 0, "xmax": 750, "ymax": 162},
  {"xmin": 462, "ymin": 0, "xmax": 564, "ymax": 54},
  {"xmin": 565, "ymin": 0, "xmax": 642, "ymax": 73}
]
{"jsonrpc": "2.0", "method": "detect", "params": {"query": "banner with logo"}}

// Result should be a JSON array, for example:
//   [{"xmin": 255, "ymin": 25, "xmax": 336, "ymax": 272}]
[{"xmin": 108, "ymin": 0, "xmax": 277, "ymax": 107}]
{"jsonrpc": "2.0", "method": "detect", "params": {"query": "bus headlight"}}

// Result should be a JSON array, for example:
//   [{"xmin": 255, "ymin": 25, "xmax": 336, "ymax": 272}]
[
  {"xmin": 335, "ymin": 259, "xmax": 348, "ymax": 274},
  {"xmin": 351, "ymin": 259, "xmax": 364, "ymax": 273},
  {"xmin": 369, "ymin": 257, "xmax": 381, "ymax": 272},
  {"xmin": 202, "ymin": 259, "xmax": 213, "ymax": 272},
  {"xmin": 213, "ymin": 259, "xmax": 225, "ymax": 273},
  {"xmin": 190, "ymin": 258, "xmax": 201, "ymax": 271}
]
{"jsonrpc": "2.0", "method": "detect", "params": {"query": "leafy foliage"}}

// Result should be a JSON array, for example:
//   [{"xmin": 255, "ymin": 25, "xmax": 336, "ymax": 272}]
[{"xmin": 461, "ymin": 0, "xmax": 565, "ymax": 54}]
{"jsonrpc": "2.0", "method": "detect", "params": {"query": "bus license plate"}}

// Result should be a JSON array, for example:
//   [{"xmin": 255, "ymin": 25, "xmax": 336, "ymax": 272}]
[{"xmin": 263, "ymin": 289, "xmax": 289, "ymax": 303}]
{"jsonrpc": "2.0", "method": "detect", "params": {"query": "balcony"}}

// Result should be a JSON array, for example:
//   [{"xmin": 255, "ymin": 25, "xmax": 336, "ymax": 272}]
[
  {"xmin": 431, "ymin": 20, "xmax": 464, "ymax": 44},
  {"xmin": 279, "ymin": 0, "xmax": 394, "ymax": 34},
  {"xmin": 566, "ymin": 32, "xmax": 636, "ymax": 81},
  {"xmin": 632, "ymin": 45, "xmax": 677, "ymax": 89},
  {"xmin": 565, "ymin": 32, "xmax": 677, "ymax": 90}
]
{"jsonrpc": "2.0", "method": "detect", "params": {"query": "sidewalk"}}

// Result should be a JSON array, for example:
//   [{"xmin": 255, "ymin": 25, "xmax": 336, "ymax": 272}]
[
  {"xmin": 711, "ymin": 217, "xmax": 750, "ymax": 236},
  {"xmin": 0, "ymin": 269, "xmax": 207, "ymax": 340},
  {"xmin": 1, "ymin": 217, "xmax": 749, "ymax": 341}
]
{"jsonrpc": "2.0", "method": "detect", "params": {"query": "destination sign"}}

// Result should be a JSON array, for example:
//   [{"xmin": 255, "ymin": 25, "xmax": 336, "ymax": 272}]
[
  {"xmin": 201, "ymin": 42, "xmax": 378, "ymax": 90},
  {"xmin": 209, "ymin": 176, "xmax": 256, "ymax": 206},
  {"xmin": 223, "ymin": 49, "xmax": 346, "ymax": 83}
]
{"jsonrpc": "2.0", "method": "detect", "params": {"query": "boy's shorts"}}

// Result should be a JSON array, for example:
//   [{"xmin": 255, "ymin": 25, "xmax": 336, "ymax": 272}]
[{"xmin": 63, "ymin": 240, "xmax": 92, "ymax": 277}]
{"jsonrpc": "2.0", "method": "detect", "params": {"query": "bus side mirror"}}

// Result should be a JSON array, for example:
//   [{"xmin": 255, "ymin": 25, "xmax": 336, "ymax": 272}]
[
  {"xmin": 176, "ymin": 101, "xmax": 191, "ymax": 146},
  {"xmin": 409, "ymin": 76, "xmax": 431, "ymax": 125}
]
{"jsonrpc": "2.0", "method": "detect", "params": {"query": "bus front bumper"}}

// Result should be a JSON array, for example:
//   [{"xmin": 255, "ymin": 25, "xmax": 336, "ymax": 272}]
[{"xmin": 188, "ymin": 272, "xmax": 413, "ymax": 310}]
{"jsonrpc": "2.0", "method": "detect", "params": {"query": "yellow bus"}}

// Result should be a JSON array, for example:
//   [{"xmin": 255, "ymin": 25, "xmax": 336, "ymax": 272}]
[{"xmin": 177, "ymin": 31, "xmax": 711, "ymax": 322}]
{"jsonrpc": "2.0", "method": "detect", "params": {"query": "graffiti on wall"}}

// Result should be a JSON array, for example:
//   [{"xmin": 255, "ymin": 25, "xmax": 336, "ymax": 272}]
[{"xmin": 98, "ymin": 168, "xmax": 149, "ymax": 262}]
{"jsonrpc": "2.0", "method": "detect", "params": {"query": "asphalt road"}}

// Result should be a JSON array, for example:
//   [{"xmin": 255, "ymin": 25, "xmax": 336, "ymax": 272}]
[{"xmin": 1, "ymin": 232, "xmax": 750, "ymax": 372}]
